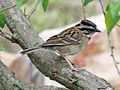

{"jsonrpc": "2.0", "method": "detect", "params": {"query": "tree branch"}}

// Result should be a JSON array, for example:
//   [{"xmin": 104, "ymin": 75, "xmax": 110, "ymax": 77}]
[
  {"xmin": 81, "ymin": 0, "xmax": 86, "ymax": 19},
  {"xmin": 27, "ymin": 0, "xmax": 40, "ymax": 18},
  {"xmin": 0, "ymin": 0, "xmax": 116, "ymax": 90},
  {"xmin": 117, "ymin": 24, "xmax": 120, "ymax": 28},
  {"xmin": 0, "ymin": 4, "xmax": 16, "ymax": 12},
  {"xmin": 0, "ymin": 29, "xmax": 12, "ymax": 41},
  {"xmin": 0, "ymin": 60, "xmax": 68, "ymax": 90}
]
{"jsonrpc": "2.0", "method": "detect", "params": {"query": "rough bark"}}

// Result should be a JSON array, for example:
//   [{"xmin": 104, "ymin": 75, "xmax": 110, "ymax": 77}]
[
  {"xmin": 0, "ymin": 0, "xmax": 116, "ymax": 90},
  {"xmin": 0, "ymin": 61, "xmax": 68, "ymax": 90}
]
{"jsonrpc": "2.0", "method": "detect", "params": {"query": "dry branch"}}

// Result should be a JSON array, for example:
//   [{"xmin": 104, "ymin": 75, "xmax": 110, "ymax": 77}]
[{"xmin": 0, "ymin": 60, "xmax": 68, "ymax": 90}]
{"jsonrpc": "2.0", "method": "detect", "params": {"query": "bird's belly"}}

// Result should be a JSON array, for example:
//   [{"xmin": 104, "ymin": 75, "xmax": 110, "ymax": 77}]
[{"xmin": 55, "ymin": 43, "xmax": 87, "ymax": 56}]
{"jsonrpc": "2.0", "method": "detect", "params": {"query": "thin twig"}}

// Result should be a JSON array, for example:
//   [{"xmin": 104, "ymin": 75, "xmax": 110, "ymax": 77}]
[
  {"xmin": 108, "ymin": 33, "xmax": 120, "ymax": 70},
  {"xmin": 99, "ymin": 0, "xmax": 105, "ymax": 15},
  {"xmin": 0, "ymin": 4, "xmax": 16, "ymax": 12},
  {"xmin": 0, "ymin": 30, "xmax": 12, "ymax": 41},
  {"xmin": 81, "ymin": 0, "xmax": 86, "ymax": 19},
  {"xmin": 117, "ymin": 24, "xmax": 120, "ymax": 28},
  {"xmin": 27, "ymin": 0, "xmax": 40, "ymax": 18},
  {"xmin": 99, "ymin": 0, "xmax": 120, "ymax": 77}
]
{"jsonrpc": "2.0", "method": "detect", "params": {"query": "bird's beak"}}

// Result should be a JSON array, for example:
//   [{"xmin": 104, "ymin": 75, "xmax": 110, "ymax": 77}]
[{"xmin": 95, "ymin": 28, "xmax": 101, "ymax": 32}]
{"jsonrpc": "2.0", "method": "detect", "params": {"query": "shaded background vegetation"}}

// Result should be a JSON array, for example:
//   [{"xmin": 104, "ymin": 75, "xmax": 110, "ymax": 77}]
[{"xmin": 23, "ymin": 0, "xmax": 107, "ymax": 32}]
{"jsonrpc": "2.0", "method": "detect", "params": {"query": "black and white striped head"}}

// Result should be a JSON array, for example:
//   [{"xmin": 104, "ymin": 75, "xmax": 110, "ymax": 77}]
[{"xmin": 76, "ymin": 20, "xmax": 101, "ymax": 37}]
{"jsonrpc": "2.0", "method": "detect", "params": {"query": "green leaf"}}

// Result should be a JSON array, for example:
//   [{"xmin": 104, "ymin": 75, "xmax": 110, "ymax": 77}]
[
  {"xmin": 83, "ymin": 0, "xmax": 93, "ymax": 6},
  {"xmin": 17, "ymin": 0, "xmax": 29, "ymax": 7},
  {"xmin": 0, "ymin": 11, "xmax": 6, "ymax": 28},
  {"xmin": 105, "ymin": 1, "xmax": 120, "ymax": 32},
  {"xmin": 41, "ymin": 0, "xmax": 49, "ymax": 12}
]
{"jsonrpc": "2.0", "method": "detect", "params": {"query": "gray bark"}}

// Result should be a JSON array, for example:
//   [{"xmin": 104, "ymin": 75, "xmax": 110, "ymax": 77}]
[
  {"xmin": 0, "ymin": 0, "xmax": 116, "ymax": 90},
  {"xmin": 0, "ymin": 61, "xmax": 68, "ymax": 90}
]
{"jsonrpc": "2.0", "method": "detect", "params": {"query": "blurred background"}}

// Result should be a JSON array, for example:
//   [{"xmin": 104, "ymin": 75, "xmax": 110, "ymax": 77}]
[{"xmin": 0, "ymin": 0, "xmax": 120, "ymax": 89}]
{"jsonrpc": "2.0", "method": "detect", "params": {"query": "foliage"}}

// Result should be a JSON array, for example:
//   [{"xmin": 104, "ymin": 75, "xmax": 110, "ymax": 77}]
[
  {"xmin": 30, "ymin": 0, "xmax": 84, "ymax": 32},
  {"xmin": 1, "ymin": 0, "xmax": 120, "ymax": 33},
  {"xmin": 41, "ymin": 0, "xmax": 49, "ymax": 12},
  {"xmin": 0, "ymin": 11, "xmax": 6, "ymax": 28},
  {"xmin": 105, "ymin": 1, "xmax": 120, "ymax": 33},
  {"xmin": 83, "ymin": 0, "xmax": 93, "ymax": 6},
  {"xmin": 16, "ymin": 0, "xmax": 49, "ymax": 12},
  {"xmin": 83, "ymin": 0, "xmax": 120, "ymax": 33},
  {"xmin": 16, "ymin": 0, "xmax": 29, "ymax": 7}
]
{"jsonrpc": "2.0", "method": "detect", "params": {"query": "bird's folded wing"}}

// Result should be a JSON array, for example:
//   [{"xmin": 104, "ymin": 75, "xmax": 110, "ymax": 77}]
[
  {"xmin": 41, "ymin": 28, "xmax": 82, "ymax": 47},
  {"xmin": 42, "ymin": 36, "xmax": 80, "ymax": 46}
]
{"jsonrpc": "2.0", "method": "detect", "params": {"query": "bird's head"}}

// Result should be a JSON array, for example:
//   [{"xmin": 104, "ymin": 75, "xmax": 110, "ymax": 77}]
[{"xmin": 76, "ymin": 19, "xmax": 101, "ymax": 38}]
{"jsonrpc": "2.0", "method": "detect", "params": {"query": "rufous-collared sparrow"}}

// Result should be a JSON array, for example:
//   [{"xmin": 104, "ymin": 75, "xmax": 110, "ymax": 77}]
[{"xmin": 20, "ymin": 19, "xmax": 101, "ymax": 70}]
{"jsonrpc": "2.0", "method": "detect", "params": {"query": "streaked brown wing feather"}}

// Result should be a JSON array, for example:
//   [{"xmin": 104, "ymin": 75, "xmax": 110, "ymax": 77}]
[
  {"xmin": 42, "ymin": 26, "xmax": 83, "ymax": 46},
  {"xmin": 42, "ymin": 35, "xmax": 68, "ymax": 46}
]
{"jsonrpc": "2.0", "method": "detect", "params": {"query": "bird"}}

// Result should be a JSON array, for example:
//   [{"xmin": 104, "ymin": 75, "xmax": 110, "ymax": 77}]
[{"xmin": 20, "ymin": 19, "xmax": 101, "ymax": 70}]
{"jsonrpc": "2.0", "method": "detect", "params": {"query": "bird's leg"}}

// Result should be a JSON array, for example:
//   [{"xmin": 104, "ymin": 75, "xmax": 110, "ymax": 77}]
[
  {"xmin": 60, "ymin": 54, "xmax": 77, "ymax": 71},
  {"xmin": 65, "ymin": 57, "xmax": 75, "ymax": 70}
]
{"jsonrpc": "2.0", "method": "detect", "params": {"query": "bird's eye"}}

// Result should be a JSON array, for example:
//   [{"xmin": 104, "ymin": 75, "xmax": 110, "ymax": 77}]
[{"xmin": 87, "ymin": 29, "xmax": 90, "ymax": 32}]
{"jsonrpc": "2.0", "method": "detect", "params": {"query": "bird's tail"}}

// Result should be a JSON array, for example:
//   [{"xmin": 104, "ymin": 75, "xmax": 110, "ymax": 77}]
[{"xmin": 20, "ymin": 45, "xmax": 41, "ymax": 55}]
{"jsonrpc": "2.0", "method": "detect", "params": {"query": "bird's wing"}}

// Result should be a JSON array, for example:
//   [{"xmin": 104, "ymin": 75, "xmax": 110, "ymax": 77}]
[{"xmin": 42, "ymin": 27, "xmax": 83, "ymax": 47}]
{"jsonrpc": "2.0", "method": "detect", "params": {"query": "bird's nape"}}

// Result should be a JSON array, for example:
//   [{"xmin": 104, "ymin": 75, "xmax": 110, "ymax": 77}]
[{"xmin": 81, "ymin": 19, "xmax": 97, "ymax": 28}]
